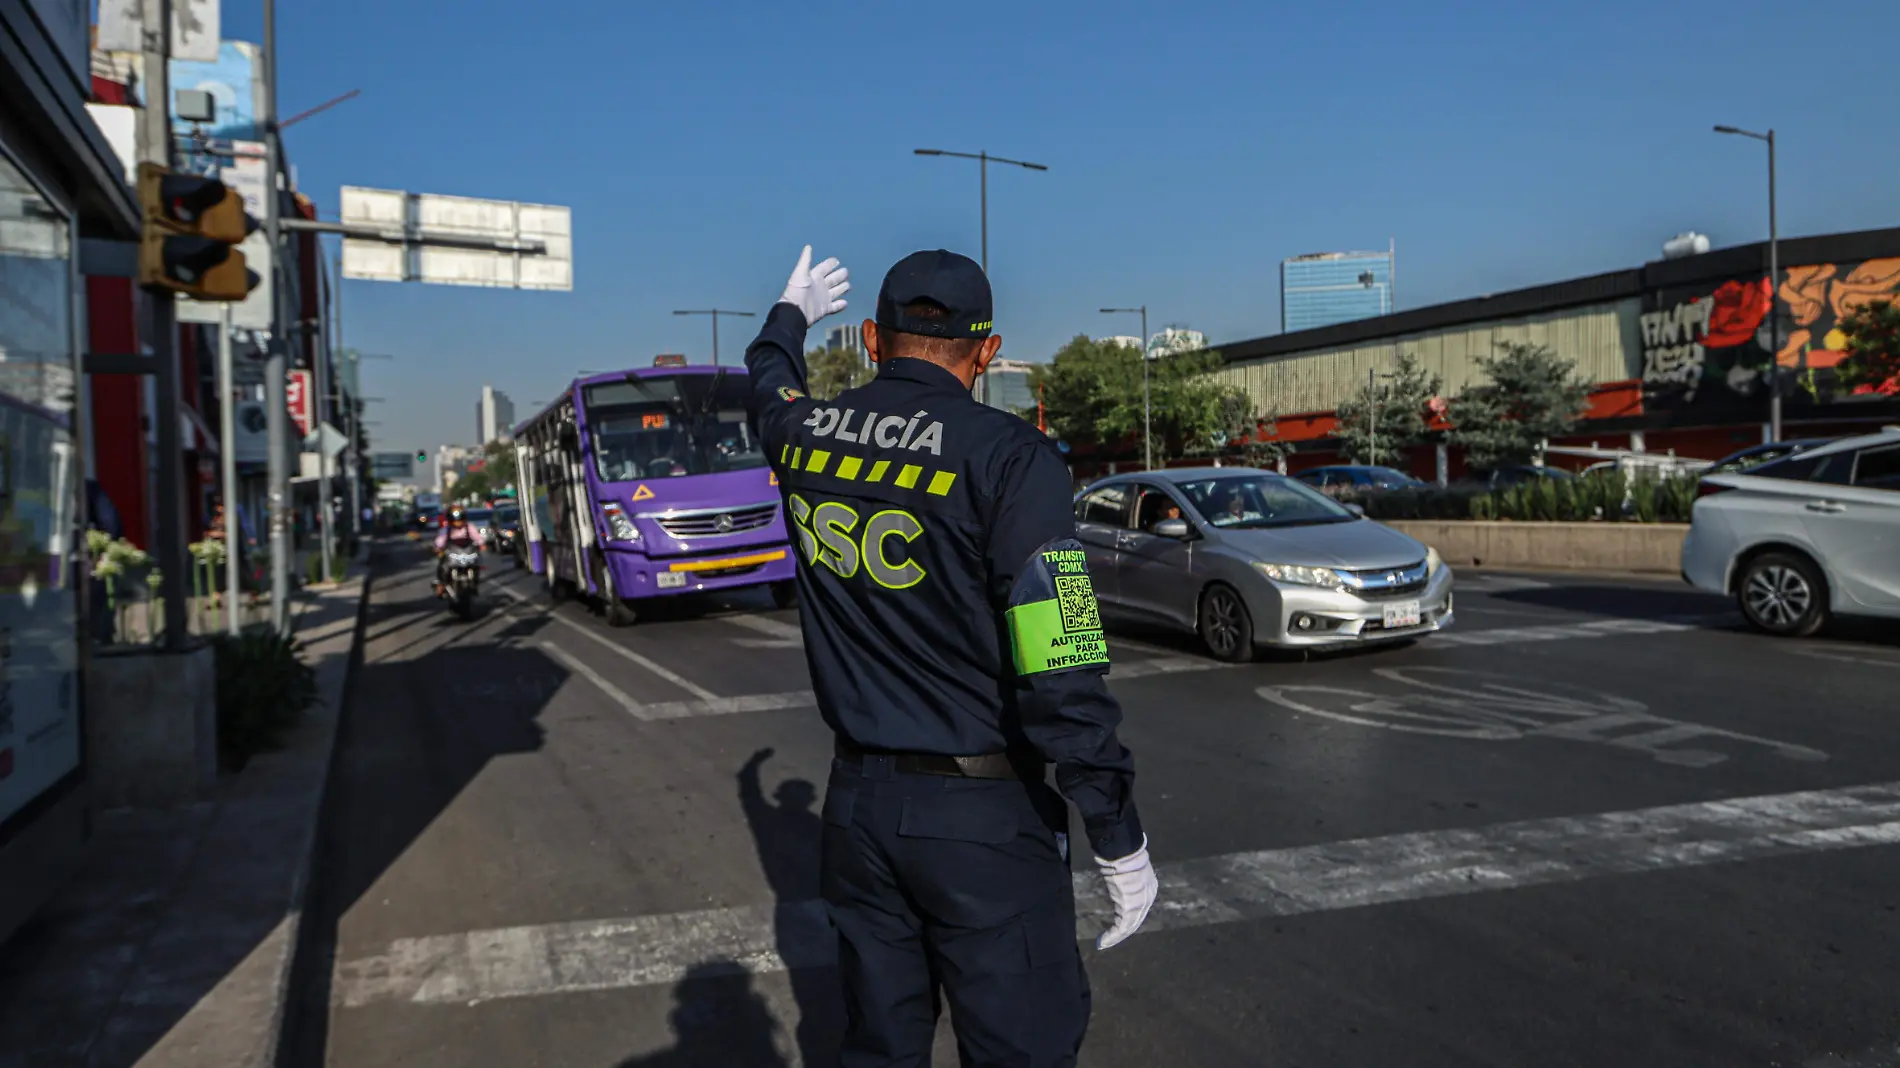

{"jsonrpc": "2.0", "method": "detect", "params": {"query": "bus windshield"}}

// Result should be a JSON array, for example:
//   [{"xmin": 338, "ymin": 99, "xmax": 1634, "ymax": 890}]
[{"xmin": 583, "ymin": 372, "xmax": 767, "ymax": 483}]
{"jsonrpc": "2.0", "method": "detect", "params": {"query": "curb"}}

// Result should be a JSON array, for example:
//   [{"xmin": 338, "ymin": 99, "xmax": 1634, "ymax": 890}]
[{"xmin": 265, "ymin": 544, "xmax": 376, "ymax": 1068}]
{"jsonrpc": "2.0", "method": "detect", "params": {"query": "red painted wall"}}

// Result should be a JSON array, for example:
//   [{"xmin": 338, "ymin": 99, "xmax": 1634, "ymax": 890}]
[{"xmin": 86, "ymin": 276, "xmax": 149, "ymax": 548}]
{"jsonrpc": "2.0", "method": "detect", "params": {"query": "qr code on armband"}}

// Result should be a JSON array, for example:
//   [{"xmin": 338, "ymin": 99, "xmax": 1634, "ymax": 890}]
[{"xmin": 1053, "ymin": 575, "xmax": 1101, "ymax": 633}]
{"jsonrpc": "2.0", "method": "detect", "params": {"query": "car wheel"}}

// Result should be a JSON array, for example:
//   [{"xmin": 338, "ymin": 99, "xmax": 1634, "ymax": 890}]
[
  {"xmin": 1198, "ymin": 583, "xmax": 1256, "ymax": 663},
  {"xmin": 1737, "ymin": 551, "xmax": 1829, "ymax": 637}
]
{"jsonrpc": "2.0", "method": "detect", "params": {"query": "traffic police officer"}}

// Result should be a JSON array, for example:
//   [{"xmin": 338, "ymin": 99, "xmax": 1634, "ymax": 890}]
[{"xmin": 744, "ymin": 246, "xmax": 1159, "ymax": 1067}]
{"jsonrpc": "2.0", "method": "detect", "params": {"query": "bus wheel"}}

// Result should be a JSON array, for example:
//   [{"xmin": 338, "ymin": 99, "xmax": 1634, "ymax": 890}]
[
  {"xmin": 770, "ymin": 580, "xmax": 798, "ymax": 610},
  {"xmin": 600, "ymin": 559, "xmax": 636, "ymax": 628}
]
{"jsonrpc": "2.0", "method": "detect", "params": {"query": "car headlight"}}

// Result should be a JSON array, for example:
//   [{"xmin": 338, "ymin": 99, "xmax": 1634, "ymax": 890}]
[
  {"xmin": 1426, "ymin": 546, "xmax": 1443, "ymax": 574},
  {"xmin": 1251, "ymin": 561, "xmax": 1346, "ymax": 589}
]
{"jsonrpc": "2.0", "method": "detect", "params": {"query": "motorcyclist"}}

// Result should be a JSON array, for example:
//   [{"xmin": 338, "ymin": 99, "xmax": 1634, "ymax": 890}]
[{"xmin": 433, "ymin": 506, "xmax": 485, "ymax": 595}]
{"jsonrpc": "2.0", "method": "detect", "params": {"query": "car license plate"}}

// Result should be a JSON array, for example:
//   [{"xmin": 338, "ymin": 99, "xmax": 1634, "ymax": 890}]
[
  {"xmin": 658, "ymin": 571, "xmax": 687, "ymax": 589},
  {"xmin": 1382, "ymin": 601, "xmax": 1421, "ymax": 629}
]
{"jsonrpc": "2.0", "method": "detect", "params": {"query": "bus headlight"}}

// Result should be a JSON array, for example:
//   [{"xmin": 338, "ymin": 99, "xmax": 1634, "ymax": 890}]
[{"xmin": 601, "ymin": 501, "xmax": 640, "ymax": 543}]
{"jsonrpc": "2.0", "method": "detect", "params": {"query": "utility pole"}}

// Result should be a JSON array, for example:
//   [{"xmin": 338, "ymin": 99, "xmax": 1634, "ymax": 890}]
[
  {"xmin": 1369, "ymin": 367, "xmax": 1378, "ymax": 466},
  {"xmin": 314, "ymin": 274, "xmax": 333, "ymax": 586},
  {"xmin": 1714, "ymin": 124, "xmax": 1782, "ymax": 442},
  {"xmin": 262, "ymin": 0, "xmax": 291, "ymax": 631},
  {"xmin": 139, "ymin": 0, "xmax": 191, "ymax": 649},
  {"xmin": 671, "ymin": 309, "xmax": 755, "ymax": 366},
  {"xmin": 337, "ymin": 253, "xmax": 357, "ymax": 547},
  {"xmin": 217, "ymin": 305, "xmax": 241, "ymax": 635}
]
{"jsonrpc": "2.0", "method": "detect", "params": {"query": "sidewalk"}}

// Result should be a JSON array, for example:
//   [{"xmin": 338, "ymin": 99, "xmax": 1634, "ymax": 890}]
[{"xmin": 0, "ymin": 542, "xmax": 376, "ymax": 1068}]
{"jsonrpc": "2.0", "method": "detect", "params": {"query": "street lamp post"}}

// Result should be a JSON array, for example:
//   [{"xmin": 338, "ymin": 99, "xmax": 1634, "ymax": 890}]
[
  {"xmin": 912, "ymin": 149, "xmax": 1048, "ymax": 276},
  {"xmin": 1101, "ymin": 307, "xmax": 1151, "ymax": 469},
  {"xmin": 1714, "ymin": 124, "xmax": 1781, "ymax": 443},
  {"xmin": 348, "ymin": 351, "xmax": 395, "ymax": 541},
  {"xmin": 672, "ymin": 309, "xmax": 757, "ymax": 366}
]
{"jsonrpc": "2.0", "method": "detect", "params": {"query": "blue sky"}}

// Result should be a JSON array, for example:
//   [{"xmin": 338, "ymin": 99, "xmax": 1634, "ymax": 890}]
[{"xmin": 219, "ymin": 0, "xmax": 1900, "ymax": 465}]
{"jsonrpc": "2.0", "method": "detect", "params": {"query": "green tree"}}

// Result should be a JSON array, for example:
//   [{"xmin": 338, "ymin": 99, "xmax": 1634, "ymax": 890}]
[
  {"xmin": 1835, "ymin": 299, "xmax": 1900, "ymax": 394},
  {"xmin": 451, "ymin": 469, "xmax": 490, "ymax": 504},
  {"xmin": 1214, "ymin": 389, "xmax": 1290, "ymax": 468},
  {"xmin": 1447, "ymin": 341, "xmax": 1590, "ymax": 470},
  {"xmin": 1031, "ymin": 334, "xmax": 1239, "ymax": 466},
  {"xmin": 1333, "ymin": 352, "xmax": 1443, "ymax": 466},
  {"xmin": 805, "ymin": 345, "xmax": 871, "ymax": 400},
  {"xmin": 481, "ymin": 437, "xmax": 518, "ymax": 491}
]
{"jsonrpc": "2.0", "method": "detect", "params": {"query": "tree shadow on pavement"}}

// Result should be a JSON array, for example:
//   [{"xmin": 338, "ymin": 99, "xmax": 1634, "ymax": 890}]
[
  {"xmin": 737, "ymin": 748, "xmax": 845, "ymax": 1067},
  {"xmin": 615, "ymin": 962, "xmax": 789, "ymax": 1068}
]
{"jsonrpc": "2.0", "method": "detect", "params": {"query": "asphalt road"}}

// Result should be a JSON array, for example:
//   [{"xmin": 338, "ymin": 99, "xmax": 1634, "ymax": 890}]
[{"xmin": 290, "ymin": 541, "xmax": 1900, "ymax": 1068}]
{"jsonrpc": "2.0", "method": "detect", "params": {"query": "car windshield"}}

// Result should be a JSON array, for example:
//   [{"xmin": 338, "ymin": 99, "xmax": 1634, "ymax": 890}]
[
  {"xmin": 1709, "ymin": 443, "xmax": 1810, "ymax": 474},
  {"xmin": 494, "ymin": 505, "xmax": 520, "ymax": 525},
  {"xmin": 585, "ymin": 373, "xmax": 767, "ymax": 482},
  {"xmin": 465, "ymin": 509, "xmax": 493, "ymax": 524},
  {"xmin": 1361, "ymin": 466, "xmax": 1419, "ymax": 487},
  {"xmin": 1174, "ymin": 474, "xmax": 1358, "ymax": 529}
]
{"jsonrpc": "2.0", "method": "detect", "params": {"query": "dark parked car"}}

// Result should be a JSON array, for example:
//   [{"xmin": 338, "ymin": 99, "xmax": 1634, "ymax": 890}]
[
  {"xmin": 1701, "ymin": 438, "xmax": 1832, "ymax": 477},
  {"xmin": 1460, "ymin": 464, "xmax": 1578, "ymax": 491},
  {"xmin": 1293, "ymin": 465, "xmax": 1428, "ymax": 497},
  {"xmin": 490, "ymin": 502, "xmax": 523, "ymax": 564}
]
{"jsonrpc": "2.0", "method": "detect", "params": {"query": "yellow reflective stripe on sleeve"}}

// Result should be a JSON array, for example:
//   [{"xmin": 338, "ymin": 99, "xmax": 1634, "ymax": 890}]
[
  {"xmin": 895, "ymin": 464, "xmax": 922, "ymax": 489},
  {"xmin": 835, "ymin": 455, "xmax": 863, "ymax": 481},
  {"xmin": 791, "ymin": 447, "xmax": 803, "ymax": 470},
  {"xmin": 926, "ymin": 470, "xmax": 956, "ymax": 496},
  {"xmin": 866, "ymin": 460, "xmax": 891, "ymax": 483},
  {"xmin": 779, "ymin": 444, "xmax": 790, "ymax": 465},
  {"xmin": 805, "ymin": 449, "xmax": 831, "ymax": 474}
]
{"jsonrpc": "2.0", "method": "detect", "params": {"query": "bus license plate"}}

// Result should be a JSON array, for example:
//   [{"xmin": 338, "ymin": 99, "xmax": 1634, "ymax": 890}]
[
  {"xmin": 1382, "ymin": 601, "xmax": 1421, "ymax": 629},
  {"xmin": 658, "ymin": 572, "xmax": 687, "ymax": 589}
]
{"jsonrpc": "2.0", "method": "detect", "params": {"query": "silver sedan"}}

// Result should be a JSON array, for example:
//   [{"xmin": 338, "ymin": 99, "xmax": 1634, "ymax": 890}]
[{"xmin": 1073, "ymin": 468, "xmax": 1455, "ymax": 661}]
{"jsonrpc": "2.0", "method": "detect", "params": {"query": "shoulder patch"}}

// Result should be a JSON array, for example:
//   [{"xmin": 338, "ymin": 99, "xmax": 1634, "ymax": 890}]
[{"xmin": 778, "ymin": 386, "xmax": 806, "ymax": 402}]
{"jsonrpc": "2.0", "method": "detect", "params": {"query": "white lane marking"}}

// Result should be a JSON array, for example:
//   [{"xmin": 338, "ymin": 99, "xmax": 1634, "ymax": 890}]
[
  {"xmin": 1112, "ymin": 656, "xmax": 1239, "ymax": 680},
  {"xmin": 723, "ymin": 614, "xmax": 804, "ymax": 641},
  {"xmin": 1429, "ymin": 618, "xmax": 1693, "ymax": 646},
  {"xmin": 335, "ymin": 780, "xmax": 1900, "ymax": 1007},
  {"xmin": 498, "ymin": 587, "xmax": 721, "ymax": 702},
  {"xmin": 1787, "ymin": 646, "xmax": 1900, "ymax": 670},
  {"xmin": 641, "ymin": 691, "xmax": 816, "ymax": 720},
  {"xmin": 1259, "ymin": 666, "xmax": 1827, "ymax": 767},
  {"xmin": 538, "ymin": 642, "xmax": 652, "ymax": 720}
]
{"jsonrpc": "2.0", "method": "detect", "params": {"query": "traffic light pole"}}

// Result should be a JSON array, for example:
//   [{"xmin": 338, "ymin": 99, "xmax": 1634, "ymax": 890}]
[
  {"xmin": 262, "ymin": 0, "xmax": 291, "ymax": 633},
  {"xmin": 140, "ymin": 0, "xmax": 191, "ymax": 650},
  {"xmin": 219, "ymin": 303, "xmax": 241, "ymax": 635}
]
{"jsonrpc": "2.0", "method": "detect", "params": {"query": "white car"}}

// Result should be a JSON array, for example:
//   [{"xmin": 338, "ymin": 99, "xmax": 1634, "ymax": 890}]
[{"xmin": 1681, "ymin": 427, "xmax": 1900, "ymax": 636}]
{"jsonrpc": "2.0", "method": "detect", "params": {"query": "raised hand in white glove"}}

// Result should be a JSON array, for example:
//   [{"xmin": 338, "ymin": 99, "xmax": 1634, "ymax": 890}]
[
  {"xmin": 1093, "ymin": 835, "xmax": 1158, "ymax": 950},
  {"xmin": 778, "ymin": 245, "xmax": 851, "ymax": 329}
]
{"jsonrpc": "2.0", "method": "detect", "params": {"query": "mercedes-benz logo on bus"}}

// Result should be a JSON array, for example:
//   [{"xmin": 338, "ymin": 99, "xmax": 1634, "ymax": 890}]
[{"xmin": 714, "ymin": 513, "xmax": 735, "ymax": 534}]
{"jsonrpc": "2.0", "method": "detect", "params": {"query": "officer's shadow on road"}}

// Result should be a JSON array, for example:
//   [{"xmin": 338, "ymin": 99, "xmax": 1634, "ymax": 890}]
[
  {"xmin": 614, "ymin": 962, "xmax": 789, "ymax": 1068},
  {"xmin": 736, "ymin": 747, "xmax": 846, "ymax": 1066}
]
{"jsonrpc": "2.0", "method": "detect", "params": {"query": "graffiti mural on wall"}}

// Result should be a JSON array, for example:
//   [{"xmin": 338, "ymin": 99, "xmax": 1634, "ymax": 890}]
[{"xmin": 1642, "ymin": 257, "xmax": 1900, "ymax": 412}]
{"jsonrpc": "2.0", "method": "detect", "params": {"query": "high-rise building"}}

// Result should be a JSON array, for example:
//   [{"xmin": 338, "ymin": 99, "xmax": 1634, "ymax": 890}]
[
  {"xmin": 1281, "ymin": 245, "xmax": 1396, "ymax": 333},
  {"xmin": 477, "ymin": 385, "xmax": 515, "ymax": 443},
  {"xmin": 824, "ymin": 322, "xmax": 865, "ymax": 363},
  {"xmin": 1095, "ymin": 335, "xmax": 1143, "ymax": 351},
  {"xmin": 978, "ymin": 358, "xmax": 1037, "ymax": 417}
]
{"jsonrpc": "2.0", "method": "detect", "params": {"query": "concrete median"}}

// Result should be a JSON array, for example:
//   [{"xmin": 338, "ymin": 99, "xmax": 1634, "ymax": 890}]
[{"xmin": 1385, "ymin": 520, "xmax": 1690, "ymax": 575}]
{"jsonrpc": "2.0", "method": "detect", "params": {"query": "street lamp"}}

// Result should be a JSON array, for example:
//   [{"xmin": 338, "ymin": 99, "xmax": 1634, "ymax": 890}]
[
  {"xmin": 1714, "ymin": 123, "xmax": 1781, "ymax": 442},
  {"xmin": 672, "ymin": 309, "xmax": 757, "ymax": 366},
  {"xmin": 912, "ymin": 149, "xmax": 1048, "ymax": 275},
  {"xmin": 1101, "ymin": 306, "xmax": 1152, "ymax": 469}
]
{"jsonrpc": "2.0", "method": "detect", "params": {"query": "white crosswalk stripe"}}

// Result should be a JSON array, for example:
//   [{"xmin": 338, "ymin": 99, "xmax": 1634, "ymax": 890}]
[{"xmin": 336, "ymin": 780, "xmax": 1900, "ymax": 1008}]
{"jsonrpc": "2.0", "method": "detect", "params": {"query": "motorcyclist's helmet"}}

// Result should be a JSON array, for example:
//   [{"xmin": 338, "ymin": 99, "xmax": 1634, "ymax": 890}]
[{"xmin": 447, "ymin": 507, "xmax": 466, "ymax": 526}]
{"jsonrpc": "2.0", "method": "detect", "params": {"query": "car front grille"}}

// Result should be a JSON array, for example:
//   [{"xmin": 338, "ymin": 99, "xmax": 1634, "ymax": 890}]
[
  {"xmin": 1340, "ymin": 560, "xmax": 1430, "ymax": 601},
  {"xmin": 650, "ymin": 502, "xmax": 778, "ymax": 539}
]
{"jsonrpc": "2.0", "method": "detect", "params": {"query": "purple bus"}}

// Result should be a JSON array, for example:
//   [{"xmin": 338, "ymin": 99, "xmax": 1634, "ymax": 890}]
[{"xmin": 512, "ymin": 361, "xmax": 795, "ymax": 625}]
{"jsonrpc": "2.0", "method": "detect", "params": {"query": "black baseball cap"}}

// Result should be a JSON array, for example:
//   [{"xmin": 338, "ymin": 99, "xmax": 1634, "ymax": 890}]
[{"xmin": 876, "ymin": 250, "xmax": 994, "ymax": 340}]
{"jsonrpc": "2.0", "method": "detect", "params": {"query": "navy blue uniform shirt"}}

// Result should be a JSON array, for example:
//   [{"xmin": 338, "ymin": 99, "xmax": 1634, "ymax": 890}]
[{"xmin": 744, "ymin": 303, "xmax": 1143, "ymax": 861}]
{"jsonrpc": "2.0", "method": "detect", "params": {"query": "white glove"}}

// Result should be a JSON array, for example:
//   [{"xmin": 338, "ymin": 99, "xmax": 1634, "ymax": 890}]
[
  {"xmin": 1093, "ymin": 835, "xmax": 1157, "ymax": 950},
  {"xmin": 778, "ymin": 245, "xmax": 851, "ymax": 329}
]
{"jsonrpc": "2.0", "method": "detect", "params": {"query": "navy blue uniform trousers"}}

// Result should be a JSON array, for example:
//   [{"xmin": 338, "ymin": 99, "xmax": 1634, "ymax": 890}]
[{"xmin": 821, "ymin": 753, "xmax": 1090, "ymax": 1068}]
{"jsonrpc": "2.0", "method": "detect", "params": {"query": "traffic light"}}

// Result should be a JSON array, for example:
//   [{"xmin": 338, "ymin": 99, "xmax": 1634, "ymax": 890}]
[
  {"xmin": 416, "ymin": 451, "xmax": 427, "ymax": 464},
  {"xmin": 137, "ymin": 163, "xmax": 261, "ymax": 301}
]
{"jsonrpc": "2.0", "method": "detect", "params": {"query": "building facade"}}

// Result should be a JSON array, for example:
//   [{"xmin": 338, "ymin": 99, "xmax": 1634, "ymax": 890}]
[
  {"xmin": 1281, "ymin": 247, "xmax": 1396, "ymax": 333},
  {"xmin": 824, "ymin": 321, "xmax": 864, "ymax": 362},
  {"xmin": 979, "ymin": 358, "xmax": 1037, "ymax": 417},
  {"xmin": 1, "ymin": 0, "xmax": 142, "ymax": 943},
  {"xmin": 1209, "ymin": 227, "xmax": 1900, "ymax": 479},
  {"xmin": 477, "ymin": 385, "xmax": 514, "ymax": 443}
]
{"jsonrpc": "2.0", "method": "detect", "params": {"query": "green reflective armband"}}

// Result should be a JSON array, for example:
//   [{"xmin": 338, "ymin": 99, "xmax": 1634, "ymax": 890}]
[{"xmin": 1008, "ymin": 570, "xmax": 1110, "ymax": 675}]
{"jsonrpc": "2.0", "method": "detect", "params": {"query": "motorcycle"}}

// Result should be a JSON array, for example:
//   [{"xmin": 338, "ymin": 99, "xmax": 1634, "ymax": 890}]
[{"xmin": 440, "ymin": 546, "xmax": 482, "ymax": 619}]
